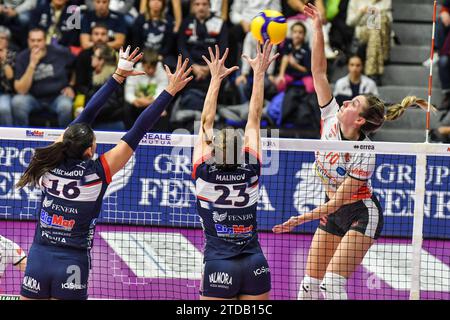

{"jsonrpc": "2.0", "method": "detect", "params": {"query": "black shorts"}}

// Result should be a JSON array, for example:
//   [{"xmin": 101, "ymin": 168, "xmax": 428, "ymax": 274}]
[
  {"xmin": 318, "ymin": 195, "xmax": 384, "ymax": 240},
  {"xmin": 200, "ymin": 253, "xmax": 271, "ymax": 299}
]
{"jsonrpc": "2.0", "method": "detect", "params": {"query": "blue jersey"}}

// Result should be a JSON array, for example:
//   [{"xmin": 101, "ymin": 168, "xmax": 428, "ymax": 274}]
[
  {"xmin": 193, "ymin": 148, "xmax": 262, "ymax": 261},
  {"xmin": 33, "ymin": 155, "xmax": 111, "ymax": 250}
]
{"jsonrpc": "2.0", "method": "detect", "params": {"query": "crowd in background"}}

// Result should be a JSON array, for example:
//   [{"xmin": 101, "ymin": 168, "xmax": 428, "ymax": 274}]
[{"xmin": 0, "ymin": 0, "xmax": 449, "ymax": 139}]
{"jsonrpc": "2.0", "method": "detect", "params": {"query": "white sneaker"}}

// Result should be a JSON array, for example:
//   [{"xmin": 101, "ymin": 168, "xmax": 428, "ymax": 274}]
[{"xmin": 422, "ymin": 53, "xmax": 439, "ymax": 67}]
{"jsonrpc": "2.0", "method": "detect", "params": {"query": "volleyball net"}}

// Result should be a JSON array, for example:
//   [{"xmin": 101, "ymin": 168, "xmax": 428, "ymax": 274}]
[{"xmin": 0, "ymin": 127, "xmax": 448, "ymax": 300}]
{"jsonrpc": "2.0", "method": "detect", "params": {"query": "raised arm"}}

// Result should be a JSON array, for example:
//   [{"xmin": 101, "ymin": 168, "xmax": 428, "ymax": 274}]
[
  {"xmin": 72, "ymin": 46, "xmax": 144, "ymax": 126},
  {"xmin": 242, "ymin": 40, "xmax": 279, "ymax": 156},
  {"xmin": 304, "ymin": 3, "xmax": 333, "ymax": 106},
  {"xmin": 192, "ymin": 45, "xmax": 239, "ymax": 164},
  {"xmin": 103, "ymin": 55, "xmax": 193, "ymax": 177},
  {"xmin": 54, "ymin": 46, "xmax": 146, "ymax": 144}
]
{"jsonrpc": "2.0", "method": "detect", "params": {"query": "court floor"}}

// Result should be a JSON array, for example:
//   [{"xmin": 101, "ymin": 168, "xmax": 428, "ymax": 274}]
[{"xmin": 1, "ymin": 221, "xmax": 449, "ymax": 300}]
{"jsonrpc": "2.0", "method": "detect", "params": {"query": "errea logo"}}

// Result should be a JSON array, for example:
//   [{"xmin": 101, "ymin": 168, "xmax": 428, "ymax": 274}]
[{"xmin": 354, "ymin": 145, "xmax": 375, "ymax": 150}]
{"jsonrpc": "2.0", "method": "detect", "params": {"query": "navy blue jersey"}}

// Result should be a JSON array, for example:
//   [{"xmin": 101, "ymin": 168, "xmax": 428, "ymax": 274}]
[
  {"xmin": 132, "ymin": 15, "xmax": 174, "ymax": 56},
  {"xmin": 33, "ymin": 155, "xmax": 111, "ymax": 250},
  {"xmin": 80, "ymin": 10, "xmax": 126, "ymax": 40},
  {"xmin": 177, "ymin": 14, "xmax": 228, "ymax": 65},
  {"xmin": 193, "ymin": 148, "xmax": 262, "ymax": 261},
  {"xmin": 283, "ymin": 41, "xmax": 311, "ymax": 80},
  {"xmin": 30, "ymin": 1, "xmax": 80, "ymax": 47}
]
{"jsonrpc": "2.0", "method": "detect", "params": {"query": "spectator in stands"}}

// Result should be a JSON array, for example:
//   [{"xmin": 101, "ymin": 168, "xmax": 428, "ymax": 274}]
[
  {"xmin": 430, "ymin": 112, "xmax": 450, "ymax": 143},
  {"xmin": 75, "ymin": 43, "xmax": 126, "ymax": 130},
  {"xmin": 328, "ymin": 0, "xmax": 354, "ymax": 60},
  {"xmin": 11, "ymin": 28, "xmax": 75, "ymax": 127},
  {"xmin": 80, "ymin": 0, "xmax": 126, "ymax": 50},
  {"xmin": 124, "ymin": 48, "xmax": 168, "ymax": 130},
  {"xmin": 346, "ymin": 0, "xmax": 392, "ymax": 86},
  {"xmin": 140, "ymin": 0, "xmax": 182, "ymax": 33},
  {"xmin": 0, "ymin": 0, "xmax": 34, "ymax": 25},
  {"xmin": 86, "ymin": 0, "xmax": 138, "ymax": 28},
  {"xmin": 282, "ymin": 0, "xmax": 337, "ymax": 59},
  {"xmin": 0, "ymin": 0, "xmax": 37, "ymax": 49},
  {"xmin": 423, "ymin": 0, "xmax": 450, "ymax": 68},
  {"xmin": 228, "ymin": 0, "xmax": 280, "ymax": 67},
  {"xmin": 0, "ymin": 26, "xmax": 14, "ymax": 126},
  {"xmin": 74, "ymin": 23, "xmax": 108, "ymax": 99},
  {"xmin": 273, "ymin": 21, "xmax": 314, "ymax": 127},
  {"xmin": 437, "ymin": 0, "xmax": 450, "ymax": 110},
  {"xmin": 177, "ymin": 0, "xmax": 227, "ymax": 109},
  {"xmin": 30, "ymin": 0, "xmax": 80, "ymax": 48},
  {"xmin": 133, "ymin": 0, "xmax": 175, "ymax": 66},
  {"xmin": 333, "ymin": 55, "xmax": 378, "ymax": 106},
  {"xmin": 210, "ymin": 0, "xmax": 228, "ymax": 21}
]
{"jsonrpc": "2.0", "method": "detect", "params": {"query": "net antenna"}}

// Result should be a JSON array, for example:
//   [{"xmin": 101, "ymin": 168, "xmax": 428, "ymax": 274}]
[
  {"xmin": 410, "ymin": 1, "xmax": 438, "ymax": 300},
  {"xmin": 425, "ymin": 0, "xmax": 438, "ymax": 143}
]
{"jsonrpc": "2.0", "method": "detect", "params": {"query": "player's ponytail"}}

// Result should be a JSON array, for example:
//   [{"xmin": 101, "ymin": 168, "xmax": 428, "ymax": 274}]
[
  {"xmin": 385, "ymin": 96, "xmax": 429, "ymax": 121},
  {"xmin": 16, "ymin": 123, "xmax": 95, "ymax": 189},
  {"xmin": 360, "ymin": 94, "xmax": 431, "ymax": 134}
]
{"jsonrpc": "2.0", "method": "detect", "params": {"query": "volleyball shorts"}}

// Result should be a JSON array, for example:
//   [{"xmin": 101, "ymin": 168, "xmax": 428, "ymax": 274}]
[
  {"xmin": 21, "ymin": 243, "xmax": 90, "ymax": 300},
  {"xmin": 318, "ymin": 195, "xmax": 384, "ymax": 240},
  {"xmin": 200, "ymin": 252, "xmax": 271, "ymax": 298}
]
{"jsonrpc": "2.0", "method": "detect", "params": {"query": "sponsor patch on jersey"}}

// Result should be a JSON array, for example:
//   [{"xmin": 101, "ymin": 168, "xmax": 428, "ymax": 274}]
[
  {"xmin": 212, "ymin": 211, "xmax": 227, "ymax": 223},
  {"xmin": 215, "ymin": 224, "xmax": 253, "ymax": 237},
  {"xmin": 350, "ymin": 168, "xmax": 371, "ymax": 178},
  {"xmin": 40, "ymin": 209, "xmax": 75, "ymax": 231},
  {"xmin": 336, "ymin": 166, "xmax": 347, "ymax": 176}
]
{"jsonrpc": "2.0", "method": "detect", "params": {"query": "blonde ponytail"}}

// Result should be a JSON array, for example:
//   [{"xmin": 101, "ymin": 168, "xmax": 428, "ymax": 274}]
[
  {"xmin": 361, "ymin": 94, "xmax": 433, "ymax": 134},
  {"xmin": 385, "ymin": 96, "xmax": 430, "ymax": 121}
]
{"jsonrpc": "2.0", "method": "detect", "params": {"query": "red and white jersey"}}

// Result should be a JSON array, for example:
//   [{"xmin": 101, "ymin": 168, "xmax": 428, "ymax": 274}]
[
  {"xmin": 314, "ymin": 97, "xmax": 375, "ymax": 199},
  {"xmin": 0, "ymin": 235, "xmax": 26, "ymax": 277}
]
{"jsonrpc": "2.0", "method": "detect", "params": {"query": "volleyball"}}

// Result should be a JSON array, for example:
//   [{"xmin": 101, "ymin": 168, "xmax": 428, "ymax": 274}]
[{"xmin": 250, "ymin": 10, "xmax": 287, "ymax": 45}]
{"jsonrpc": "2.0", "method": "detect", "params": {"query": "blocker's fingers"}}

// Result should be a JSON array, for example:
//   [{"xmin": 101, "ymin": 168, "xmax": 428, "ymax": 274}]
[
  {"xmin": 129, "ymin": 47, "xmax": 140, "ymax": 60},
  {"xmin": 269, "ymin": 52, "xmax": 280, "ymax": 64},
  {"xmin": 176, "ymin": 54, "xmax": 182, "ymax": 70},
  {"xmin": 180, "ymin": 58, "xmax": 189, "ymax": 73},
  {"xmin": 220, "ymin": 48, "xmax": 230, "ymax": 62},
  {"xmin": 208, "ymin": 46, "xmax": 215, "ymax": 61},
  {"xmin": 132, "ymin": 52, "xmax": 144, "ymax": 64},
  {"xmin": 182, "ymin": 66, "xmax": 193, "ymax": 78},
  {"xmin": 164, "ymin": 64, "xmax": 172, "ymax": 75},
  {"xmin": 215, "ymin": 44, "xmax": 220, "ymax": 60},
  {"xmin": 241, "ymin": 54, "xmax": 250, "ymax": 63},
  {"xmin": 202, "ymin": 55, "xmax": 211, "ymax": 65}
]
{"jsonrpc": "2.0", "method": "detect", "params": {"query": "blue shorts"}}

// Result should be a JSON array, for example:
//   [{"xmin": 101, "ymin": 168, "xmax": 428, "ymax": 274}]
[
  {"xmin": 200, "ymin": 253, "xmax": 271, "ymax": 299},
  {"xmin": 20, "ymin": 244, "xmax": 90, "ymax": 300}
]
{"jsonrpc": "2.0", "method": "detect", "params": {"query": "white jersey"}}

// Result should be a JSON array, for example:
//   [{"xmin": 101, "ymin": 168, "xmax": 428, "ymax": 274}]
[
  {"xmin": 314, "ymin": 97, "xmax": 375, "ymax": 199},
  {"xmin": 0, "ymin": 235, "xmax": 26, "ymax": 277}
]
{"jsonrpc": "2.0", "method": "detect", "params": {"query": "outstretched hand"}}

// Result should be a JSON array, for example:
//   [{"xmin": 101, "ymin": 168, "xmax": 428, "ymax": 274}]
[
  {"xmin": 303, "ymin": 3, "xmax": 323, "ymax": 30},
  {"xmin": 202, "ymin": 45, "xmax": 239, "ymax": 80},
  {"xmin": 272, "ymin": 216, "xmax": 302, "ymax": 234},
  {"xmin": 115, "ymin": 46, "xmax": 146, "ymax": 78},
  {"xmin": 242, "ymin": 40, "xmax": 279, "ymax": 76},
  {"xmin": 164, "ymin": 55, "xmax": 194, "ymax": 96}
]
